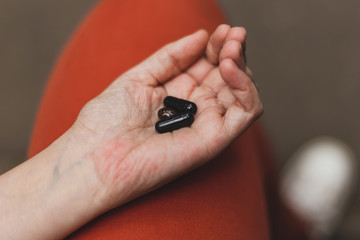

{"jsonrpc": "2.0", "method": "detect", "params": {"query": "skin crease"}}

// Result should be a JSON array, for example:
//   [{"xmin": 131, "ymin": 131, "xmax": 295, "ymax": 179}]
[
  {"xmin": 0, "ymin": 25, "xmax": 263, "ymax": 239},
  {"xmin": 75, "ymin": 25, "xmax": 263, "ymax": 207}
]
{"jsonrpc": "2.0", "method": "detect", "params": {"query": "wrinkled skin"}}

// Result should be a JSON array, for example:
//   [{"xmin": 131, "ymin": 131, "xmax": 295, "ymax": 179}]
[{"xmin": 74, "ymin": 25, "xmax": 263, "ymax": 207}]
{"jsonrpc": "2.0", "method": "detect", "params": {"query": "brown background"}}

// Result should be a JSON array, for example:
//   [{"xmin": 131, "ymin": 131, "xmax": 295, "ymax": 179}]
[{"xmin": 0, "ymin": 0, "xmax": 359, "ymax": 239}]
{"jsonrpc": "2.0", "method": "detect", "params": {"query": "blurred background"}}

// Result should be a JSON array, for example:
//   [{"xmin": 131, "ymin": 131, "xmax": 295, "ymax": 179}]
[{"xmin": 0, "ymin": 0, "xmax": 359, "ymax": 238}]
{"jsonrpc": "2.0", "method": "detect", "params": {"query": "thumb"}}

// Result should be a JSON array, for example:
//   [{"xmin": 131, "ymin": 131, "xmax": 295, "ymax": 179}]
[{"xmin": 126, "ymin": 30, "xmax": 209, "ymax": 86}]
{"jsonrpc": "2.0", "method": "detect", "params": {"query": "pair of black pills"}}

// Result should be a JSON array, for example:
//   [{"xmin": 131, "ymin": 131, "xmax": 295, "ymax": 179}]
[{"xmin": 155, "ymin": 96, "xmax": 197, "ymax": 133}]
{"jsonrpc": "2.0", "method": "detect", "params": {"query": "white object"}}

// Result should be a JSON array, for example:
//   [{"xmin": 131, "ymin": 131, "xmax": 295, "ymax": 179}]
[{"xmin": 281, "ymin": 137, "xmax": 357, "ymax": 239}]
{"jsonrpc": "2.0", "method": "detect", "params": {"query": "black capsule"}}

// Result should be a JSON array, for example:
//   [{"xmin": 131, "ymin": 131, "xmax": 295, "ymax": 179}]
[
  {"xmin": 164, "ymin": 96, "xmax": 197, "ymax": 115},
  {"xmin": 158, "ymin": 107, "xmax": 176, "ymax": 120},
  {"xmin": 155, "ymin": 113, "xmax": 194, "ymax": 133}
]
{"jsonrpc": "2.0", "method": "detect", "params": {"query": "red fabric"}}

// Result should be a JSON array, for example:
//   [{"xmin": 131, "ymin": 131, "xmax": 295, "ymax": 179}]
[{"xmin": 28, "ymin": 0, "xmax": 308, "ymax": 239}]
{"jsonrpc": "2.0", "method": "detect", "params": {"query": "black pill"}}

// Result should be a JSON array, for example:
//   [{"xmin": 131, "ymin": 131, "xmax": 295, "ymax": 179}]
[
  {"xmin": 164, "ymin": 96, "xmax": 197, "ymax": 115},
  {"xmin": 155, "ymin": 113, "xmax": 194, "ymax": 133},
  {"xmin": 158, "ymin": 107, "xmax": 176, "ymax": 120}
]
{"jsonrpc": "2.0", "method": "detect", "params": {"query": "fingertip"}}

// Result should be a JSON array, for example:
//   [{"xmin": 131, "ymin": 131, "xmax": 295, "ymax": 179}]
[
  {"xmin": 182, "ymin": 29, "xmax": 209, "ymax": 58},
  {"xmin": 238, "ymin": 27, "xmax": 247, "ymax": 37},
  {"xmin": 217, "ymin": 24, "xmax": 231, "ymax": 35},
  {"xmin": 219, "ymin": 23, "xmax": 230, "ymax": 28},
  {"xmin": 135, "ymin": 29, "xmax": 211, "ymax": 86},
  {"xmin": 175, "ymin": 29, "xmax": 208, "ymax": 51},
  {"xmin": 182, "ymin": 29, "xmax": 209, "ymax": 50},
  {"xmin": 225, "ymin": 26, "xmax": 247, "ymax": 44},
  {"xmin": 234, "ymin": 26, "xmax": 247, "ymax": 41},
  {"xmin": 194, "ymin": 29, "xmax": 210, "ymax": 41},
  {"xmin": 205, "ymin": 24, "xmax": 231, "ymax": 65},
  {"xmin": 214, "ymin": 24, "xmax": 231, "ymax": 44}
]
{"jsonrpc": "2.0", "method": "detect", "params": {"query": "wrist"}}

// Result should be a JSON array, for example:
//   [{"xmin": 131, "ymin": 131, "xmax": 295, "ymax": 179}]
[
  {"xmin": 44, "ymin": 126, "xmax": 112, "ymax": 232},
  {"xmin": 0, "ymin": 126, "xmax": 110, "ymax": 239}
]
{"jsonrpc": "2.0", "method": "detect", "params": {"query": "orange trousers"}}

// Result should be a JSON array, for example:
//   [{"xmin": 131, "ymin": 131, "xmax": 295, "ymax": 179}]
[{"xmin": 28, "ymin": 0, "xmax": 308, "ymax": 239}]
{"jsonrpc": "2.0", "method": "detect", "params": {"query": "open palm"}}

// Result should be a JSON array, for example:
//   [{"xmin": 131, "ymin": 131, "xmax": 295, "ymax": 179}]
[{"xmin": 75, "ymin": 25, "xmax": 263, "ymax": 206}]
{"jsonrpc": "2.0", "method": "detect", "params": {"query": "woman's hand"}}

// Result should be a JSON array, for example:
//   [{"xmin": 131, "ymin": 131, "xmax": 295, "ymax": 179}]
[
  {"xmin": 0, "ymin": 25, "xmax": 263, "ymax": 239},
  {"xmin": 74, "ymin": 25, "xmax": 263, "ymax": 207}
]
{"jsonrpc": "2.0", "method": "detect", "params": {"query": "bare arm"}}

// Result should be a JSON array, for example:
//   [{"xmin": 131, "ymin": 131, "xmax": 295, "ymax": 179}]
[
  {"xmin": 0, "ymin": 128, "xmax": 110, "ymax": 239},
  {"xmin": 0, "ymin": 25, "xmax": 263, "ymax": 239}
]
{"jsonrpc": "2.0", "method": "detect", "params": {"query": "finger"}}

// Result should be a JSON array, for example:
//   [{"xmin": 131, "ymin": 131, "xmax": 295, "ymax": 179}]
[
  {"xmin": 165, "ymin": 25, "xmax": 230, "ymax": 89},
  {"xmin": 197, "ymin": 31, "xmax": 247, "ymax": 97},
  {"xmin": 127, "ymin": 30, "xmax": 209, "ymax": 86},
  {"xmin": 205, "ymin": 24, "xmax": 230, "ymax": 65},
  {"xmin": 219, "ymin": 39, "xmax": 245, "ymax": 71},
  {"xmin": 219, "ymin": 58, "xmax": 263, "ymax": 136},
  {"xmin": 224, "ymin": 27, "xmax": 246, "ymax": 47},
  {"xmin": 221, "ymin": 27, "xmax": 247, "ymax": 69},
  {"xmin": 220, "ymin": 58, "xmax": 250, "ymax": 91}
]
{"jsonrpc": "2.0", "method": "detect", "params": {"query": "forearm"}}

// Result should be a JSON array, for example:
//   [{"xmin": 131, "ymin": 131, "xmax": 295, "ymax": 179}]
[
  {"xmin": 0, "ymin": 127, "xmax": 108, "ymax": 239},
  {"xmin": 0, "ymin": 25, "xmax": 262, "ymax": 239}
]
